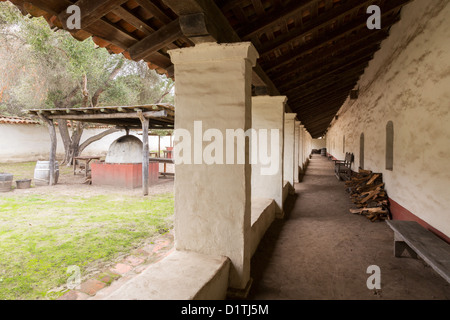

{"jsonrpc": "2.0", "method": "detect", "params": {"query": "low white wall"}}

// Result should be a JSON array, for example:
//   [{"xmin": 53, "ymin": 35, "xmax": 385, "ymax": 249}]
[
  {"xmin": 0, "ymin": 124, "xmax": 172, "ymax": 163},
  {"xmin": 250, "ymin": 198, "xmax": 275, "ymax": 257},
  {"xmin": 326, "ymin": 0, "xmax": 450, "ymax": 237}
]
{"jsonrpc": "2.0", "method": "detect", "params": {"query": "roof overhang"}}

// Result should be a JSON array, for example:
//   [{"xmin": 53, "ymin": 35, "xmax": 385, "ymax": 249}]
[{"xmin": 6, "ymin": 0, "xmax": 411, "ymax": 137}]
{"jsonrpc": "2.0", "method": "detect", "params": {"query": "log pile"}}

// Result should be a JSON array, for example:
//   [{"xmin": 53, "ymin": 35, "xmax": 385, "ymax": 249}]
[{"xmin": 345, "ymin": 169, "xmax": 391, "ymax": 222}]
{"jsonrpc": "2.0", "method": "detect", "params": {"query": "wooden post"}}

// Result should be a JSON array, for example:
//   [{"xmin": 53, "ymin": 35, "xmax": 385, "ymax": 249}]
[
  {"xmin": 158, "ymin": 135, "xmax": 161, "ymax": 158},
  {"xmin": 138, "ymin": 111, "xmax": 149, "ymax": 196},
  {"xmin": 38, "ymin": 114, "xmax": 57, "ymax": 186}
]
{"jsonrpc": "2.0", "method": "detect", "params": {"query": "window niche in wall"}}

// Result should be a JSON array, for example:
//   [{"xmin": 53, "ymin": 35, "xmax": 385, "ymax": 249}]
[
  {"xmin": 343, "ymin": 135, "xmax": 345, "ymax": 153},
  {"xmin": 386, "ymin": 121, "xmax": 394, "ymax": 171},
  {"xmin": 360, "ymin": 133, "xmax": 365, "ymax": 170}
]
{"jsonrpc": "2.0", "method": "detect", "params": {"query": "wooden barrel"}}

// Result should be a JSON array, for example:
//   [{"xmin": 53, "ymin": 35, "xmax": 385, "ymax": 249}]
[
  {"xmin": 0, "ymin": 173, "xmax": 13, "ymax": 192},
  {"xmin": 34, "ymin": 161, "xmax": 59, "ymax": 186}
]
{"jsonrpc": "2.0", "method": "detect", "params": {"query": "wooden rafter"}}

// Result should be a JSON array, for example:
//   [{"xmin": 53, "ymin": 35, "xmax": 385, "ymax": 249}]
[
  {"xmin": 261, "ymin": 8, "xmax": 402, "ymax": 73},
  {"xmin": 257, "ymin": 0, "xmax": 374, "ymax": 57},
  {"xmin": 267, "ymin": 30, "xmax": 388, "ymax": 79},
  {"xmin": 237, "ymin": 0, "xmax": 317, "ymax": 40},
  {"xmin": 58, "ymin": 0, "xmax": 129, "ymax": 30},
  {"xmin": 127, "ymin": 18, "xmax": 183, "ymax": 60},
  {"xmin": 274, "ymin": 44, "xmax": 379, "ymax": 85}
]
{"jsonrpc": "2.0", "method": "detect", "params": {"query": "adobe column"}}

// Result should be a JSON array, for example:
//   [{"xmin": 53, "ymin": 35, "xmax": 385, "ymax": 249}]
[
  {"xmin": 294, "ymin": 121, "xmax": 300, "ymax": 183},
  {"xmin": 299, "ymin": 124, "xmax": 304, "ymax": 173},
  {"xmin": 168, "ymin": 42, "xmax": 259, "ymax": 291},
  {"xmin": 251, "ymin": 96, "xmax": 287, "ymax": 217},
  {"xmin": 283, "ymin": 113, "xmax": 296, "ymax": 189}
]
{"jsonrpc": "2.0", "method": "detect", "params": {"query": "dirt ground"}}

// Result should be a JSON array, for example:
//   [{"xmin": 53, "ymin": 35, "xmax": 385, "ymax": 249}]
[
  {"xmin": 248, "ymin": 155, "xmax": 450, "ymax": 300},
  {"xmin": 2, "ymin": 164, "xmax": 174, "ymax": 198}
]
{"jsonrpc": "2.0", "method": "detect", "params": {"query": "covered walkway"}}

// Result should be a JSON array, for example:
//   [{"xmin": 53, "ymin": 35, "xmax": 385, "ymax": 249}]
[{"xmin": 248, "ymin": 155, "xmax": 450, "ymax": 300}]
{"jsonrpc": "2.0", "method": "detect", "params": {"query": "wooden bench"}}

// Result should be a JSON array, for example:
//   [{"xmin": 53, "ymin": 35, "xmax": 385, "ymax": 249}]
[
  {"xmin": 386, "ymin": 220, "xmax": 450, "ymax": 284},
  {"xmin": 334, "ymin": 152, "xmax": 354, "ymax": 181}
]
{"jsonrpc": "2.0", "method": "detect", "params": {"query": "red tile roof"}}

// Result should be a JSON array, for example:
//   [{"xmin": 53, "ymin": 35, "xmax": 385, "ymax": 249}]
[{"xmin": 0, "ymin": 114, "xmax": 40, "ymax": 125}]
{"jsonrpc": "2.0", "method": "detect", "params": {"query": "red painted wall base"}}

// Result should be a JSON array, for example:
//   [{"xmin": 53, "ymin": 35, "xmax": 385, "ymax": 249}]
[
  {"xmin": 91, "ymin": 162, "xmax": 159, "ymax": 189},
  {"xmin": 389, "ymin": 198, "xmax": 450, "ymax": 244}
]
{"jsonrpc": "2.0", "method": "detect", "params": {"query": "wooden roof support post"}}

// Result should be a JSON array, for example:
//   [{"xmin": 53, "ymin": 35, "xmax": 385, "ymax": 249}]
[
  {"xmin": 38, "ymin": 113, "xmax": 57, "ymax": 186},
  {"xmin": 138, "ymin": 110, "xmax": 150, "ymax": 196}
]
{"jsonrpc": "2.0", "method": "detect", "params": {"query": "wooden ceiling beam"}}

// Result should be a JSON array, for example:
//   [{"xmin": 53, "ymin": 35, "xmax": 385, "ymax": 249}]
[
  {"xmin": 301, "ymin": 106, "xmax": 345, "ymax": 122},
  {"xmin": 237, "ymin": 0, "xmax": 316, "ymax": 40},
  {"xmin": 28, "ymin": 0, "xmax": 174, "ymax": 73},
  {"xmin": 261, "ymin": 5, "xmax": 404, "ymax": 72},
  {"xmin": 285, "ymin": 77, "xmax": 360, "ymax": 104},
  {"xmin": 278, "ymin": 57, "xmax": 371, "ymax": 91},
  {"xmin": 112, "ymin": 6, "xmax": 187, "ymax": 51},
  {"xmin": 286, "ymin": 84, "xmax": 359, "ymax": 110},
  {"xmin": 274, "ymin": 45, "xmax": 378, "ymax": 85},
  {"xmin": 162, "ymin": 0, "xmax": 284, "ymax": 98},
  {"xmin": 268, "ymin": 34, "xmax": 385, "ymax": 80},
  {"xmin": 265, "ymin": 28, "xmax": 389, "ymax": 75},
  {"xmin": 300, "ymin": 110, "xmax": 342, "ymax": 126},
  {"xmin": 302, "ymin": 115, "xmax": 340, "ymax": 132},
  {"xmin": 292, "ymin": 88, "xmax": 354, "ymax": 111},
  {"xmin": 295, "ymin": 108, "xmax": 342, "ymax": 124},
  {"xmin": 134, "ymin": 0, "xmax": 173, "ymax": 24},
  {"xmin": 58, "ymin": 0, "xmax": 129, "ymax": 29},
  {"xmin": 251, "ymin": 0, "xmax": 266, "ymax": 16},
  {"xmin": 258, "ymin": 0, "xmax": 373, "ymax": 57},
  {"xmin": 127, "ymin": 18, "xmax": 183, "ymax": 61},
  {"xmin": 287, "ymin": 80, "xmax": 358, "ymax": 103},
  {"xmin": 285, "ymin": 68, "xmax": 361, "ymax": 93},
  {"xmin": 111, "ymin": 6, "xmax": 157, "ymax": 34}
]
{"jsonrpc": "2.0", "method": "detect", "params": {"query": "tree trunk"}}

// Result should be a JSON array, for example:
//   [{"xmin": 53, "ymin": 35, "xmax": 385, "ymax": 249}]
[
  {"xmin": 57, "ymin": 119, "xmax": 72, "ymax": 165},
  {"xmin": 55, "ymin": 61, "xmax": 125, "ymax": 165}
]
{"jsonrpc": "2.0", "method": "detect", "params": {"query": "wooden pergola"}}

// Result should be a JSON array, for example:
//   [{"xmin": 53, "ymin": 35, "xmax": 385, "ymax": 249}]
[{"xmin": 27, "ymin": 104, "xmax": 174, "ymax": 195}]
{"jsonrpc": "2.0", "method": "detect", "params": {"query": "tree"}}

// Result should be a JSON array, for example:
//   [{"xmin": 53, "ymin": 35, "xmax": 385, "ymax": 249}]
[{"xmin": 0, "ymin": 2, "xmax": 175, "ymax": 165}]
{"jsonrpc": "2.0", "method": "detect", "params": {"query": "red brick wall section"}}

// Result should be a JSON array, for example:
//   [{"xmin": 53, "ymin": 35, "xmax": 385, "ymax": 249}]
[{"xmin": 91, "ymin": 162, "xmax": 159, "ymax": 189}]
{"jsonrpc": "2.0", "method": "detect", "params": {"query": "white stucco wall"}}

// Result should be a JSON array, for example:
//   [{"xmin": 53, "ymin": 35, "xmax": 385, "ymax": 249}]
[
  {"xmin": 169, "ymin": 42, "xmax": 258, "ymax": 290},
  {"xmin": 326, "ymin": 0, "xmax": 450, "ymax": 237},
  {"xmin": 283, "ymin": 113, "xmax": 296, "ymax": 186},
  {"xmin": 0, "ymin": 124, "xmax": 172, "ymax": 163},
  {"xmin": 312, "ymin": 138, "xmax": 327, "ymax": 150}
]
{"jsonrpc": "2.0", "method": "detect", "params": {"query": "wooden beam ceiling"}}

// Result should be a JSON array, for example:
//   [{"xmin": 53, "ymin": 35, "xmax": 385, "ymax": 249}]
[
  {"xmin": 161, "ymin": 0, "xmax": 285, "ymax": 99},
  {"xmin": 8, "ymin": 0, "xmax": 412, "ymax": 137}
]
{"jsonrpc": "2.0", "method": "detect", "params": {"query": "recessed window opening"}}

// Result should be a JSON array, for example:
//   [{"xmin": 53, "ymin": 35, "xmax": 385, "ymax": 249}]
[
  {"xmin": 360, "ymin": 133, "xmax": 365, "ymax": 169},
  {"xmin": 386, "ymin": 121, "xmax": 394, "ymax": 171},
  {"xmin": 343, "ymin": 135, "xmax": 345, "ymax": 153}
]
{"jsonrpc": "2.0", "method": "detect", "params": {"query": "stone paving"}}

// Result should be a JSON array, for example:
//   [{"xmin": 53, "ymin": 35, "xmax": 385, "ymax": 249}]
[{"xmin": 57, "ymin": 230, "xmax": 175, "ymax": 300}]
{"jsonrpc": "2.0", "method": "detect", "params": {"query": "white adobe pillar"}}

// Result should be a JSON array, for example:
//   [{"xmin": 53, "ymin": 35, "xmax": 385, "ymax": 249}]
[
  {"xmin": 251, "ymin": 96, "xmax": 287, "ymax": 217},
  {"xmin": 294, "ymin": 121, "xmax": 300, "ymax": 183},
  {"xmin": 303, "ymin": 126, "xmax": 309, "ymax": 164},
  {"xmin": 283, "ymin": 113, "xmax": 296, "ymax": 188},
  {"xmin": 168, "ymin": 42, "xmax": 259, "ymax": 290},
  {"xmin": 298, "ymin": 122, "xmax": 305, "ymax": 173}
]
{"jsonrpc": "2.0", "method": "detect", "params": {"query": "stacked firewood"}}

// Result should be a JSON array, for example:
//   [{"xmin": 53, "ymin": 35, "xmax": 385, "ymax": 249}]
[{"xmin": 345, "ymin": 169, "xmax": 391, "ymax": 222}]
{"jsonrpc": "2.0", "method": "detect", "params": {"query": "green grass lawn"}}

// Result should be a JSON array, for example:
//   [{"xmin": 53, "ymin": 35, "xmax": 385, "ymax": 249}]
[{"xmin": 0, "ymin": 162, "xmax": 174, "ymax": 300}]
